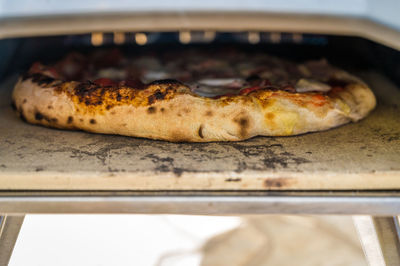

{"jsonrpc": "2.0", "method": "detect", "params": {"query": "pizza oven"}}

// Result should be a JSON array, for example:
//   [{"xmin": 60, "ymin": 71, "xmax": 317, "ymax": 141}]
[{"xmin": 0, "ymin": 1, "xmax": 400, "ymax": 265}]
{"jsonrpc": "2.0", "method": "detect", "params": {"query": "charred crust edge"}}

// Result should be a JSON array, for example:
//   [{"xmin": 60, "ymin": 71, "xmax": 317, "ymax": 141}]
[
  {"xmin": 148, "ymin": 79, "xmax": 182, "ymax": 86},
  {"xmin": 23, "ymin": 73, "xmax": 57, "ymax": 86}
]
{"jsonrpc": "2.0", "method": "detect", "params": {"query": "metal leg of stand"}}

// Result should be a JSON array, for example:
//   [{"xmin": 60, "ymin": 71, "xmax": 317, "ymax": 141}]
[
  {"xmin": 0, "ymin": 215, "xmax": 25, "ymax": 266},
  {"xmin": 353, "ymin": 216, "xmax": 400, "ymax": 266}
]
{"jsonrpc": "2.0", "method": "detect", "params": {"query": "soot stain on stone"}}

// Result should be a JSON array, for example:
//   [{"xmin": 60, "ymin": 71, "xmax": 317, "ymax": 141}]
[
  {"xmin": 140, "ymin": 154, "xmax": 192, "ymax": 177},
  {"xmin": 225, "ymin": 178, "xmax": 241, "ymax": 182},
  {"xmin": 264, "ymin": 178, "xmax": 294, "ymax": 188},
  {"xmin": 141, "ymin": 154, "xmax": 181, "ymax": 174},
  {"xmin": 39, "ymin": 143, "xmax": 131, "ymax": 166},
  {"xmin": 380, "ymin": 132, "xmax": 400, "ymax": 143},
  {"xmin": 230, "ymin": 142, "xmax": 309, "ymax": 171},
  {"xmin": 173, "ymin": 168, "xmax": 184, "ymax": 177}
]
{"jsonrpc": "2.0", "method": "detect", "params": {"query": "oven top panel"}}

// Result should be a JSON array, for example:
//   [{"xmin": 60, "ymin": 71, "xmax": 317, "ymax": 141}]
[
  {"xmin": 1, "ymin": 2, "xmax": 400, "ymax": 51},
  {"xmin": 0, "ymin": 70, "xmax": 399, "ymax": 191}
]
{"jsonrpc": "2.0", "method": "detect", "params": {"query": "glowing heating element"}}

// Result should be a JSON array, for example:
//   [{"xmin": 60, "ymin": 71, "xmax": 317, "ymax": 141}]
[
  {"xmin": 248, "ymin": 32, "xmax": 260, "ymax": 44},
  {"xmin": 204, "ymin": 31, "xmax": 216, "ymax": 42},
  {"xmin": 292, "ymin": 33, "xmax": 303, "ymax": 43},
  {"xmin": 113, "ymin": 32, "xmax": 125, "ymax": 45},
  {"xmin": 91, "ymin": 33, "xmax": 103, "ymax": 46},
  {"xmin": 270, "ymin": 32, "xmax": 282, "ymax": 43},
  {"xmin": 179, "ymin": 31, "xmax": 191, "ymax": 44},
  {"xmin": 135, "ymin": 33, "xmax": 147, "ymax": 45}
]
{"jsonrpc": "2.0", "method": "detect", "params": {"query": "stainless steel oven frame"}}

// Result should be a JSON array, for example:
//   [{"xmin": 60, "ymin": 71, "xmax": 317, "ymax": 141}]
[{"xmin": 1, "ymin": 3, "xmax": 400, "ymax": 265}]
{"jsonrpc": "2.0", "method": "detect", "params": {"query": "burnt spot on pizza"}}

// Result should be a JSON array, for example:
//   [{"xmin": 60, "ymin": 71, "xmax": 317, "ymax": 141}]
[
  {"xmin": 68, "ymin": 80, "xmax": 143, "ymax": 113},
  {"xmin": 147, "ymin": 106, "xmax": 156, "ymax": 114},
  {"xmin": 147, "ymin": 95, "xmax": 156, "ymax": 105},
  {"xmin": 183, "ymin": 108, "xmax": 191, "ymax": 114},
  {"xmin": 265, "ymin": 112, "xmax": 275, "ymax": 120},
  {"xmin": 198, "ymin": 125, "xmax": 204, "ymax": 138},
  {"xmin": 154, "ymin": 89, "xmax": 166, "ymax": 100},
  {"xmin": 28, "ymin": 73, "xmax": 56, "ymax": 86},
  {"xmin": 148, "ymin": 79, "xmax": 182, "ymax": 86},
  {"xmin": 23, "ymin": 99, "xmax": 27, "ymax": 104},
  {"xmin": 110, "ymin": 111, "xmax": 116, "ymax": 115},
  {"xmin": 239, "ymin": 118, "xmax": 249, "ymax": 127},
  {"xmin": 35, "ymin": 111, "xmax": 44, "ymax": 121},
  {"xmin": 47, "ymin": 105, "xmax": 53, "ymax": 109},
  {"xmin": 259, "ymin": 98, "xmax": 276, "ymax": 108},
  {"xmin": 147, "ymin": 87, "xmax": 175, "ymax": 105},
  {"xmin": 34, "ymin": 111, "xmax": 57, "ymax": 124},
  {"xmin": 90, "ymin": 119, "xmax": 96, "ymax": 124},
  {"xmin": 79, "ymin": 118, "xmax": 84, "ymax": 122},
  {"xmin": 116, "ymin": 93, "xmax": 122, "ymax": 102},
  {"xmin": 67, "ymin": 116, "xmax": 73, "ymax": 124},
  {"xmin": 160, "ymin": 107, "xmax": 165, "ymax": 113},
  {"xmin": 233, "ymin": 116, "xmax": 250, "ymax": 138},
  {"xmin": 205, "ymin": 110, "xmax": 213, "ymax": 117}
]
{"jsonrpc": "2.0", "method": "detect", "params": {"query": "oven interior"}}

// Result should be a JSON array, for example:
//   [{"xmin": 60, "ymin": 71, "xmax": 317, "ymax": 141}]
[
  {"xmin": 1, "ymin": 32, "xmax": 400, "ymax": 85},
  {"xmin": 0, "ymin": 32, "xmax": 399, "ymax": 191}
]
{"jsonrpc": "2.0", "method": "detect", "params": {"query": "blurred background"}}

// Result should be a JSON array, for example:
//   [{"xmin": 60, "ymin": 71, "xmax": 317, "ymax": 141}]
[{"xmin": 9, "ymin": 215, "xmax": 367, "ymax": 266}]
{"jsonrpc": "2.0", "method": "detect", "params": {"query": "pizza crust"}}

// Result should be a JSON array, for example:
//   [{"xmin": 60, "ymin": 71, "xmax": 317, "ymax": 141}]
[{"xmin": 12, "ymin": 73, "xmax": 376, "ymax": 142}]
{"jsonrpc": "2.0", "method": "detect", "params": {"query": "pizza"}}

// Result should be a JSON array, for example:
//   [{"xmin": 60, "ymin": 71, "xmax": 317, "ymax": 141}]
[{"xmin": 11, "ymin": 48, "xmax": 376, "ymax": 142}]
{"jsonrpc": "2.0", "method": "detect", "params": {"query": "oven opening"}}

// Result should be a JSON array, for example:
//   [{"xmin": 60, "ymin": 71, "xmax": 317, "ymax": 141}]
[
  {"xmin": 0, "ymin": 31, "xmax": 399, "ymax": 190},
  {"xmin": 1, "ymin": 31, "xmax": 399, "ymax": 87}
]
